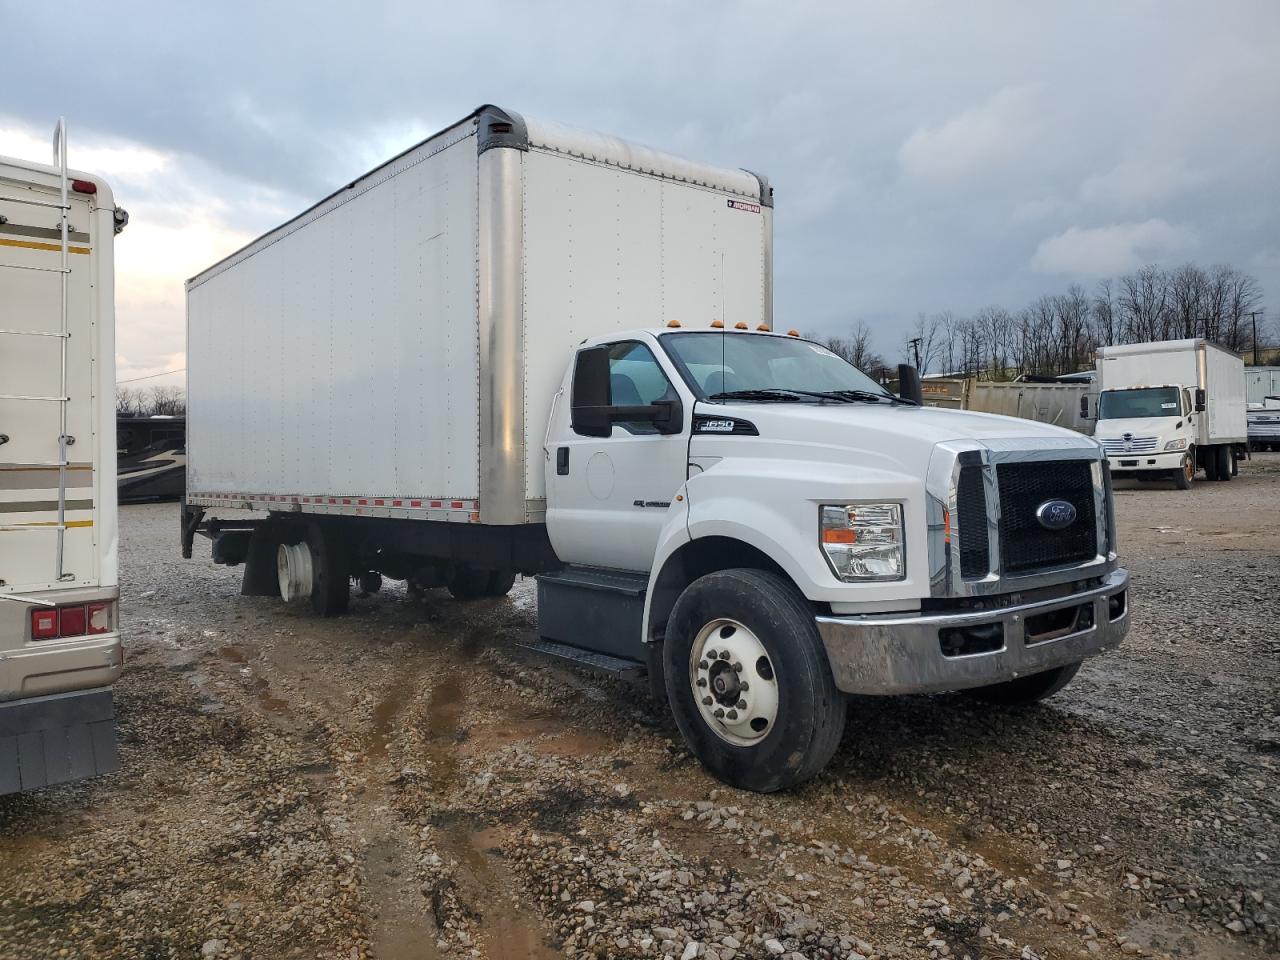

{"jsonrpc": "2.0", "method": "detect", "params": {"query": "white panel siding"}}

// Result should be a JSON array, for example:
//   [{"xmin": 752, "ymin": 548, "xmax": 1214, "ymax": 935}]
[
  {"xmin": 187, "ymin": 135, "xmax": 480, "ymax": 500},
  {"xmin": 520, "ymin": 149, "xmax": 768, "ymax": 499}
]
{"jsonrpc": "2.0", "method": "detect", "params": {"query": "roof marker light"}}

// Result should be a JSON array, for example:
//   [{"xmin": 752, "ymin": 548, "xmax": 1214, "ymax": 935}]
[
  {"xmin": 757, "ymin": 324, "xmax": 770, "ymax": 331},
  {"xmin": 787, "ymin": 329, "xmax": 801, "ymax": 337},
  {"xmin": 666, "ymin": 319, "xmax": 682, "ymax": 328},
  {"xmin": 734, "ymin": 321, "xmax": 749, "ymax": 330},
  {"xmin": 711, "ymin": 319, "xmax": 724, "ymax": 328}
]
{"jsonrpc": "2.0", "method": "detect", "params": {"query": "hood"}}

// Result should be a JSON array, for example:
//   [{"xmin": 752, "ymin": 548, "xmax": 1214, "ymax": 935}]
[
  {"xmin": 693, "ymin": 400, "xmax": 1095, "ymax": 478},
  {"xmin": 1093, "ymin": 416, "xmax": 1181, "ymax": 439}
]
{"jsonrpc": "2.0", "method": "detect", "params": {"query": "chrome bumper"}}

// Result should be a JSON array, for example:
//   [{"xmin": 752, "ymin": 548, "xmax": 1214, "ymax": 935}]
[{"xmin": 816, "ymin": 569, "xmax": 1129, "ymax": 695}]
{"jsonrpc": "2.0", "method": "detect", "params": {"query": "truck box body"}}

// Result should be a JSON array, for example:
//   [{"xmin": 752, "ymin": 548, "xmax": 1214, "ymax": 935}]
[
  {"xmin": 1097, "ymin": 339, "xmax": 1246, "ymax": 446},
  {"xmin": 186, "ymin": 107, "xmax": 773, "ymax": 526},
  {"xmin": 1, "ymin": 125, "xmax": 124, "ymax": 793}
]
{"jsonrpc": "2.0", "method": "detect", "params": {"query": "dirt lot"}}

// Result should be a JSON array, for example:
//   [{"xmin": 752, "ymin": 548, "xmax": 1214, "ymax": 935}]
[{"xmin": 2, "ymin": 456, "xmax": 1277, "ymax": 960}]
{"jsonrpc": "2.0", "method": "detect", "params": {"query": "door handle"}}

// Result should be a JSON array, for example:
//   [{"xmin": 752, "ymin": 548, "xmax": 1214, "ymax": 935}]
[{"xmin": 556, "ymin": 447, "xmax": 569, "ymax": 475}]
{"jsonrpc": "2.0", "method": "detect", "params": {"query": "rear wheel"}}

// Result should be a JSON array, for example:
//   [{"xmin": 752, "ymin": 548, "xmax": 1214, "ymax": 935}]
[
  {"xmin": 964, "ymin": 662, "xmax": 1081, "ymax": 706},
  {"xmin": 1216, "ymin": 444, "xmax": 1233, "ymax": 481},
  {"xmin": 446, "ymin": 565, "xmax": 516, "ymax": 600},
  {"xmin": 663, "ymin": 568, "xmax": 846, "ymax": 793},
  {"xmin": 1173, "ymin": 452, "xmax": 1194, "ymax": 490},
  {"xmin": 276, "ymin": 523, "xmax": 350, "ymax": 616},
  {"xmin": 1204, "ymin": 446, "xmax": 1220, "ymax": 481}
]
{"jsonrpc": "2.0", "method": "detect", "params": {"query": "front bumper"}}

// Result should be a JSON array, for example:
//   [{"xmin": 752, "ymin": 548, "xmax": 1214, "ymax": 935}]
[
  {"xmin": 816, "ymin": 569, "xmax": 1129, "ymax": 695},
  {"xmin": 1105, "ymin": 450, "xmax": 1184, "ymax": 472}
]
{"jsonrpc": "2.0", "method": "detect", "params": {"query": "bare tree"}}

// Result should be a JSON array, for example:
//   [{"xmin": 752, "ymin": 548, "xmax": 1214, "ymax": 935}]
[
  {"xmin": 116, "ymin": 385, "xmax": 143, "ymax": 417},
  {"xmin": 148, "ymin": 385, "xmax": 186, "ymax": 416},
  {"xmin": 901, "ymin": 313, "xmax": 943, "ymax": 374},
  {"xmin": 812, "ymin": 320, "xmax": 886, "ymax": 375}
]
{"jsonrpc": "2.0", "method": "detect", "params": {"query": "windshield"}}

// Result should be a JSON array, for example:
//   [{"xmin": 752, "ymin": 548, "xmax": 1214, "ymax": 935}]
[
  {"xmin": 660, "ymin": 332, "xmax": 892, "ymax": 400},
  {"xmin": 1097, "ymin": 386, "xmax": 1181, "ymax": 419}
]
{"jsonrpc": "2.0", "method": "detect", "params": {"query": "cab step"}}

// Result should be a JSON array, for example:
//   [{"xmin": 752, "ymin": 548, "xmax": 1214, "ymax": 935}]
[{"xmin": 516, "ymin": 638, "xmax": 647, "ymax": 680}]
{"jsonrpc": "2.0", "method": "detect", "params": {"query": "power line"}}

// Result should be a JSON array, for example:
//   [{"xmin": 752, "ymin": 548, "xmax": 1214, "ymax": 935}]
[{"xmin": 116, "ymin": 368, "xmax": 186, "ymax": 385}]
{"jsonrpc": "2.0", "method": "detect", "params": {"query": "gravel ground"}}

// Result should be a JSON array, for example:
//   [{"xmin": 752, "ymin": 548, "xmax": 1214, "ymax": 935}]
[{"xmin": 1, "ymin": 455, "xmax": 1277, "ymax": 960}]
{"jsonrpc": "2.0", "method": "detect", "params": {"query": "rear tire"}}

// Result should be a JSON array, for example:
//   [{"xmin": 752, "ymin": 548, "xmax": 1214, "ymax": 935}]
[
  {"xmin": 663, "ymin": 568, "xmax": 846, "ymax": 793},
  {"xmin": 1204, "ymin": 446, "xmax": 1220, "ymax": 481},
  {"xmin": 306, "ymin": 523, "xmax": 350, "ymax": 617},
  {"xmin": 964, "ymin": 662, "xmax": 1081, "ymax": 706},
  {"xmin": 1216, "ymin": 444, "xmax": 1233, "ymax": 481},
  {"xmin": 1173, "ymin": 452, "xmax": 1194, "ymax": 490},
  {"xmin": 446, "ymin": 565, "xmax": 516, "ymax": 600}
]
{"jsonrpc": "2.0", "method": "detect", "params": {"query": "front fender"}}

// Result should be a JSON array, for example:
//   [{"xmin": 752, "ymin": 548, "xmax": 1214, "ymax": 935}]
[{"xmin": 682, "ymin": 457, "xmax": 929, "ymax": 605}]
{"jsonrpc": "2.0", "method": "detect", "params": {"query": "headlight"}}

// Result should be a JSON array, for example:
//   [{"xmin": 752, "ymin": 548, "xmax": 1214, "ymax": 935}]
[
  {"xmin": 1164, "ymin": 438, "xmax": 1187, "ymax": 451},
  {"xmin": 820, "ymin": 503, "xmax": 905, "ymax": 581}
]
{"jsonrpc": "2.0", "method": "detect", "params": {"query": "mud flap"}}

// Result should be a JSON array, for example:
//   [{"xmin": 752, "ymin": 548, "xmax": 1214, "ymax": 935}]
[{"xmin": 0, "ymin": 687, "xmax": 118, "ymax": 795}]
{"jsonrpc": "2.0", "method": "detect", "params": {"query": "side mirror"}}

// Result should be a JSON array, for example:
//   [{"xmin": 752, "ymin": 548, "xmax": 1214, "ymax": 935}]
[
  {"xmin": 897, "ymin": 364, "xmax": 924, "ymax": 405},
  {"xmin": 1194, "ymin": 388, "xmax": 1206, "ymax": 412},
  {"xmin": 571, "ymin": 347, "xmax": 685, "ymax": 437},
  {"xmin": 1079, "ymin": 395, "xmax": 1091, "ymax": 419},
  {"xmin": 571, "ymin": 347, "xmax": 612, "ymax": 437}
]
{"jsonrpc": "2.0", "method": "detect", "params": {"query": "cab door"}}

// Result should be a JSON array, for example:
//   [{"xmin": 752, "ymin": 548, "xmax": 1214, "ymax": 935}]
[{"xmin": 546, "ymin": 340, "xmax": 689, "ymax": 572}]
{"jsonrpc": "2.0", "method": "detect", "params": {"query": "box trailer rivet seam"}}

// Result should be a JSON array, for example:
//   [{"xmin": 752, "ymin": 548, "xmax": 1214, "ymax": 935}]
[
  {"xmin": 184, "ymin": 105, "xmax": 1128, "ymax": 793},
  {"xmin": 1, "ymin": 119, "xmax": 125, "ymax": 794}
]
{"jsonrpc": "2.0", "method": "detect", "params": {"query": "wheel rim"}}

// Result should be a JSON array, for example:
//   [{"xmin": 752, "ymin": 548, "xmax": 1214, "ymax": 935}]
[
  {"xmin": 688, "ymin": 618, "xmax": 779, "ymax": 746},
  {"xmin": 277, "ymin": 541, "xmax": 313, "ymax": 602},
  {"xmin": 1183, "ymin": 454, "xmax": 1194, "ymax": 482}
]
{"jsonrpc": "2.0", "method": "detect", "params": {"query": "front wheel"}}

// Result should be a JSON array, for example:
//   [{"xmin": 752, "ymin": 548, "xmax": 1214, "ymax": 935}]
[
  {"xmin": 963, "ymin": 662, "xmax": 1081, "ymax": 706},
  {"xmin": 664, "ymin": 569, "xmax": 846, "ymax": 793},
  {"xmin": 1173, "ymin": 451, "xmax": 1194, "ymax": 490}
]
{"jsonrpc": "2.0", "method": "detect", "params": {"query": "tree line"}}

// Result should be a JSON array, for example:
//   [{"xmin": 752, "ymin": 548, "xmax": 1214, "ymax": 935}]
[
  {"xmin": 814, "ymin": 262, "xmax": 1271, "ymax": 380},
  {"xmin": 116, "ymin": 384, "xmax": 186, "ymax": 417}
]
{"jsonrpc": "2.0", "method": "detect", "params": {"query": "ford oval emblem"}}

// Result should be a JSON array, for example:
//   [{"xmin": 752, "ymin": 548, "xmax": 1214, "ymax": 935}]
[{"xmin": 1036, "ymin": 499, "xmax": 1077, "ymax": 531}]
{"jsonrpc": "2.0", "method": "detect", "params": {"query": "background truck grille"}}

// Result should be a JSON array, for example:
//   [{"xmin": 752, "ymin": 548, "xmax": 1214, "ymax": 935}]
[
  {"xmin": 956, "ymin": 464, "xmax": 991, "ymax": 578},
  {"xmin": 996, "ymin": 460, "xmax": 1097, "ymax": 573},
  {"xmin": 1098, "ymin": 436, "xmax": 1158, "ymax": 453}
]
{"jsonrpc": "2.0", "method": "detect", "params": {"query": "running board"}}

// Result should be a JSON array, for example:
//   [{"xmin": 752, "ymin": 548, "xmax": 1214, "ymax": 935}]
[{"xmin": 516, "ymin": 638, "xmax": 647, "ymax": 680}]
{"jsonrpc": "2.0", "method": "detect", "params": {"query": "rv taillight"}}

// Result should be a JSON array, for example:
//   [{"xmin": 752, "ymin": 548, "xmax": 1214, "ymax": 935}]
[
  {"xmin": 72, "ymin": 179, "xmax": 97, "ymax": 194},
  {"xmin": 31, "ymin": 609, "xmax": 59, "ymax": 640},
  {"xmin": 58, "ymin": 605, "xmax": 87, "ymax": 637},
  {"xmin": 87, "ymin": 602, "xmax": 111, "ymax": 634}
]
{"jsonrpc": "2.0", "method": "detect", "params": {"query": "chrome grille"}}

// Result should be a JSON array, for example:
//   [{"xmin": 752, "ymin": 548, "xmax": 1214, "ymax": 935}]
[{"xmin": 1098, "ymin": 436, "xmax": 1158, "ymax": 454}]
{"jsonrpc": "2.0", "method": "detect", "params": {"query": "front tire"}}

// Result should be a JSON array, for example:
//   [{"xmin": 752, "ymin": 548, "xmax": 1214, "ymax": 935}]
[
  {"xmin": 663, "ymin": 569, "xmax": 846, "ymax": 793},
  {"xmin": 964, "ymin": 662, "xmax": 1081, "ymax": 706},
  {"xmin": 1173, "ymin": 452, "xmax": 1194, "ymax": 490}
]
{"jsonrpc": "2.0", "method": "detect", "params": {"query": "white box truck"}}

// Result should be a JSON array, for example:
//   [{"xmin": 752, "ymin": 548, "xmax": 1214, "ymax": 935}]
[
  {"xmin": 1, "ymin": 121, "xmax": 126, "ymax": 793},
  {"xmin": 1092, "ymin": 339, "xmax": 1247, "ymax": 489},
  {"xmin": 183, "ymin": 106, "xmax": 1129, "ymax": 792}
]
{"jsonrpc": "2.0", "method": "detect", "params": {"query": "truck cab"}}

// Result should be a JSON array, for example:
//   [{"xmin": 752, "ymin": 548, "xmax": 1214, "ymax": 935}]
[
  {"xmin": 542, "ymin": 327, "xmax": 1129, "ymax": 791},
  {"xmin": 1093, "ymin": 384, "xmax": 1199, "ymax": 487}
]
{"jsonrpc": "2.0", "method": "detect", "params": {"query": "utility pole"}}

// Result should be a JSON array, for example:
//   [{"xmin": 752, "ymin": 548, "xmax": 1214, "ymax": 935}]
[
  {"xmin": 908, "ymin": 336, "xmax": 922, "ymax": 371},
  {"xmin": 1248, "ymin": 311, "xmax": 1261, "ymax": 365}
]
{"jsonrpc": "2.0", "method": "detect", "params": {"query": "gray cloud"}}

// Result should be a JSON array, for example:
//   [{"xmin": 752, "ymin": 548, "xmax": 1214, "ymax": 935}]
[{"xmin": 4, "ymin": 0, "xmax": 1277, "ymax": 361}]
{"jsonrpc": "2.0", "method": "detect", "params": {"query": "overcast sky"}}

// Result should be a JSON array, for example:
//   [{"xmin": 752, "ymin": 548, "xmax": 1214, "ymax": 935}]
[{"xmin": 3, "ymin": 1, "xmax": 1277, "ymax": 386}]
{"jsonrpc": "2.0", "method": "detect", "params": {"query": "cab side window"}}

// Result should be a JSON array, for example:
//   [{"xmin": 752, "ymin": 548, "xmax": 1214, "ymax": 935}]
[{"xmin": 607, "ymin": 341, "xmax": 677, "ymax": 434}]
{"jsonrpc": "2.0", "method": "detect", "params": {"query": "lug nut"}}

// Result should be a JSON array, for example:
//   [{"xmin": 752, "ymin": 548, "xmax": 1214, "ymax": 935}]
[
  {"xmin": 732, "ymin": 662, "xmax": 743, "ymax": 672},
  {"xmin": 736, "ymin": 699, "xmax": 747, "ymax": 710},
  {"xmin": 726, "ymin": 709, "xmax": 738, "ymax": 720},
  {"xmin": 696, "ymin": 677, "xmax": 707, "ymax": 687},
  {"xmin": 713, "ymin": 708, "xmax": 725, "ymax": 718},
  {"xmin": 705, "ymin": 649, "xmax": 717, "ymax": 660},
  {"xmin": 719, "ymin": 650, "xmax": 731, "ymax": 660},
  {"xmin": 699, "ymin": 660, "xmax": 709, "ymax": 670},
  {"xmin": 702, "ymin": 696, "xmax": 713, "ymax": 705},
  {"xmin": 739, "ymin": 681, "xmax": 749, "ymax": 691}
]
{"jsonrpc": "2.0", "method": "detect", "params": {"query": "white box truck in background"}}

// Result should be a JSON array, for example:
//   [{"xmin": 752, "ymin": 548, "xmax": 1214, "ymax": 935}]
[
  {"xmin": 184, "ymin": 106, "xmax": 1129, "ymax": 792},
  {"xmin": 1, "ymin": 121, "xmax": 126, "ymax": 794},
  {"xmin": 1092, "ymin": 339, "xmax": 1247, "ymax": 489}
]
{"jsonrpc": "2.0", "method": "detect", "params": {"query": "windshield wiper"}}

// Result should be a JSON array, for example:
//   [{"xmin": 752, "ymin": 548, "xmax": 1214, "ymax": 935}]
[
  {"xmin": 817, "ymin": 389, "xmax": 917, "ymax": 406},
  {"xmin": 707, "ymin": 388, "xmax": 852, "ymax": 403}
]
